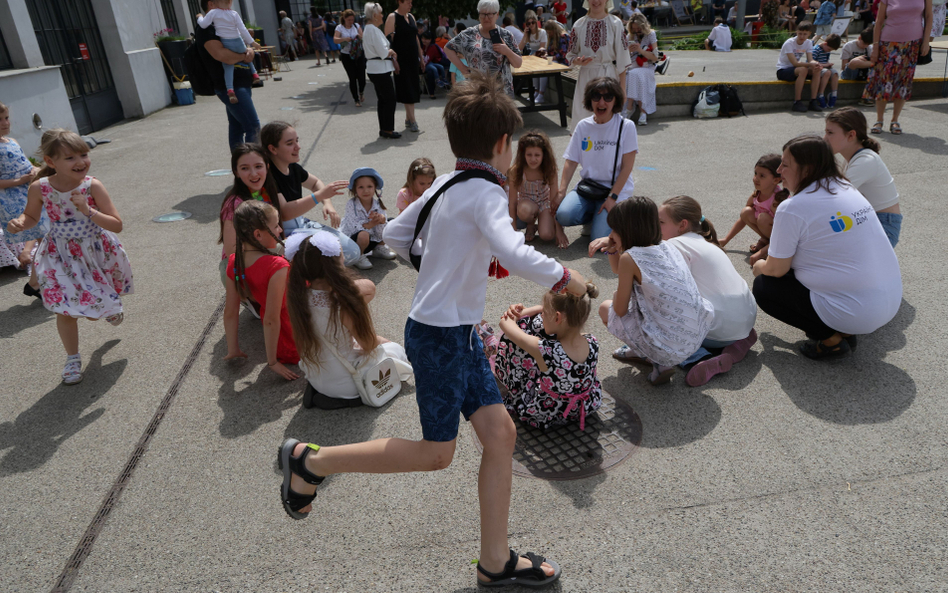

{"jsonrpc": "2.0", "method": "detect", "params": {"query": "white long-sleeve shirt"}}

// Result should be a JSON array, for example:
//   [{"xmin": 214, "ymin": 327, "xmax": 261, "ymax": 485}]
[
  {"xmin": 363, "ymin": 24, "xmax": 394, "ymax": 75},
  {"xmin": 198, "ymin": 9, "xmax": 254, "ymax": 45},
  {"xmin": 383, "ymin": 171, "xmax": 565, "ymax": 327}
]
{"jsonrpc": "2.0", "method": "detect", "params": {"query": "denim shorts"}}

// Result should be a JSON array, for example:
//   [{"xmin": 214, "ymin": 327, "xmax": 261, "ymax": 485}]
[
  {"xmin": 405, "ymin": 318, "xmax": 503, "ymax": 442},
  {"xmin": 877, "ymin": 211, "xmax": 902, "ymax": 248},
  {"xmin": 777, "ymin": 67, "xmax": 810, "ymax": 82}
]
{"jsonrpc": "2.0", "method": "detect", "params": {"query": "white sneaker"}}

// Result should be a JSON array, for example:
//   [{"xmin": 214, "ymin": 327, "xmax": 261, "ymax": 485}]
[
  {"xmin": 371, "ymin": 244, "xmax": 397, "ymax": 259},
  {"xmin": 534, "ymin": 92, "xmax": 544, "ymax": 104},
  {"xmin": 62, "ymin": 354, "xmax": 82, "ymax": 385},
  {"xmin": 353, "ymin": 254, "xmax": 373, "ymax": 269},
  {"xmin": 637, "ymin": 112, "xmax": 647, "ymax": 126}
]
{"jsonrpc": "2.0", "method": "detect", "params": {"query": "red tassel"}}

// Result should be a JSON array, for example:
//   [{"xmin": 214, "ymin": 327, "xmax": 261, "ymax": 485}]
[{"xmin": 488, "ymin": 257, "xmax": 509, "ymax": 279}]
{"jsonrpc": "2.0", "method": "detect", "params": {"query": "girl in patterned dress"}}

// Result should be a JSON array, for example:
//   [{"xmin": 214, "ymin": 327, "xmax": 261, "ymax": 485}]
[
  {"xmin": 6, "ymin": 129, "xmax": 133, "ymax": 385},
  {"xmin": 0, "ymin": 102, "xmax": 48, "ymax": 295},
  {"xmin": 506, "ymin": 130, "xmax": 568, "ymax": 247},
  {"xmin": 494, "ymin": 282, "xmax": 603, "ymax": 431},
  {"xmin": 596, "ymin": 196, "xmax": 713, "ymax": 386}
]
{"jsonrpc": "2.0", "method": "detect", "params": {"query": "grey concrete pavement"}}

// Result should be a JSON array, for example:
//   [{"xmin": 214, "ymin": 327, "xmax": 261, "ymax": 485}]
[{"xmin": 1, "ymin": 54, "xmax": 946, "ymax": 592}]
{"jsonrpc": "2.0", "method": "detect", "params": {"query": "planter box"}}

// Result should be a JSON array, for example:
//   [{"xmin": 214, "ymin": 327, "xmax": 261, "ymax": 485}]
[
  {"xmin": 157, "ymin": 39, "xmax": 189, "ymax": 81},
  {"xmin": 248, "ymin": 28, "xmax": 265, "ymax": 46}
]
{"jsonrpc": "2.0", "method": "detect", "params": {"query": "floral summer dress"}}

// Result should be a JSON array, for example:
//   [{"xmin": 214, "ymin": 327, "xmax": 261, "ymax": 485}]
[
  {"xmin": 34, "ymin": 176, "xmax": 133, "ymax": 318},
  {"xmin": 1, "ymin": 138, "xmax": 49, "ymax": 245},
  {"xmin": 517, "ymin": 178, "xmax": 551, "ymax": 213},
  {"xmin": 495, "ymin": 314, "xmax": 602, "ymax": 431}
]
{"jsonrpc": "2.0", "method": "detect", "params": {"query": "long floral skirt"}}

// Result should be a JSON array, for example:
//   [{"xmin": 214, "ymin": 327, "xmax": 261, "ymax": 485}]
[{"xmin": 863, "ymin": 39, "xmax": 920, "ymax": 102}]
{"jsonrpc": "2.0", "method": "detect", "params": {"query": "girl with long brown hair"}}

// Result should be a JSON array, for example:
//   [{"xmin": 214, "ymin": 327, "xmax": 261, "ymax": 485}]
[
  {"xmin": 284, "ymin": 230, "xmax": 411, "ymax": 409},
  {"xmin": 507, "ymin": 130, "xmax": 567, "ymax": 247}
]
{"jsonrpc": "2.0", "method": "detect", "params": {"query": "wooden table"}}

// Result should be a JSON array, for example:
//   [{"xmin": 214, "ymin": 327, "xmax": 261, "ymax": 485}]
[
  {"xmin": 512, "ymin": 55, "xmax": 572, "ymax": 128},
  {"xmin": 931, "ymin": 39, "xmax": 948, "ymax": 97},
  {"xmin": 254, "ymin": 46, "xmax": 275, "ymax": 79}
]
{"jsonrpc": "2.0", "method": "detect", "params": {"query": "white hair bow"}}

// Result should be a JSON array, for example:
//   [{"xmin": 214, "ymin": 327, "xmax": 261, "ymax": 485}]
[{"xmin": 283, "ymin": 230, "xmax": 342, "ymax": 262}]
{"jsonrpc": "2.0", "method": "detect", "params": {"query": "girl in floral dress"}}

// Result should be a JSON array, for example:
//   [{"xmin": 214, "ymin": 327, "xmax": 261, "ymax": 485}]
[
  {"xmin": 6, "ymin": 129, "xmax": 133, "ymax": 385},
  {"xmin": 493, "ymin": 283, "xmax": 602, "ymax": 431},
  {"xmin": 0, "ymin": 102, "xmax": 48, "ymax": 293}
]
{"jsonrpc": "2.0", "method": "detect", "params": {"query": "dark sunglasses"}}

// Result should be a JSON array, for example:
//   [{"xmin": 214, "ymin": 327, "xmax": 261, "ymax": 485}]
[{"xmin": 590, "ymin": 91, "xmax": 615, "ymax": 102}]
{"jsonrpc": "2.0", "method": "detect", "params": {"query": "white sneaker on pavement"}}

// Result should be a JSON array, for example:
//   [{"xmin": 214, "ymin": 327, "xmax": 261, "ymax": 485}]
[
  {"xmin": 353, "ymin": 254, "xmax": 373, "ymax": 269},
  {"xmin": 371, "ymin": 244, "xmax": 397, "ymax": 259}
]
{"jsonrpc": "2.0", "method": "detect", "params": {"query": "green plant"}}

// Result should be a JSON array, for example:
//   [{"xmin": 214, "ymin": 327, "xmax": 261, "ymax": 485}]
[
  {"xmin": 244, "ymin": 21, "xmax": 260, "ymax": 29},
  {"xmin": 154, "ymin": 28, "xmax": 186, "ymax": 43},
  {"xmin": 668, "ymin": 28, "xmax": 747, "ymax": 50},
  {"xmin": 758, "ymin": 25, "xmax": 792, "ymax": 48}
]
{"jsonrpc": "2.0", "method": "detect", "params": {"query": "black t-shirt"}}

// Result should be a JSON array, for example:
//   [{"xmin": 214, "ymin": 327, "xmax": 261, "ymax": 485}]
[
  {"xmin": 794, "ymin": 6, "xmax": 807, "ymax": 20},
  {"xmin": 270, "ymin": 163, "xmax": 310, "ymax": 203},
  {"xmin": 195, "ymin": 23, "xmax": 253, "ymax": 91}
]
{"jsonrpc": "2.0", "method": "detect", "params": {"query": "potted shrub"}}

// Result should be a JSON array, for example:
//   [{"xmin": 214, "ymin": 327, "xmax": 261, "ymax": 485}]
[{"xmin": 154, "ymin": 28, "xmax": 189, "ymax": 80}]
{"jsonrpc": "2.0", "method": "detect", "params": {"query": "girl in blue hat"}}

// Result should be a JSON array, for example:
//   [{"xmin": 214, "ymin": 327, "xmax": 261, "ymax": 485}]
[{"xmin": 340, "ymin": 167, "xmax": 396, "ymax": 269}]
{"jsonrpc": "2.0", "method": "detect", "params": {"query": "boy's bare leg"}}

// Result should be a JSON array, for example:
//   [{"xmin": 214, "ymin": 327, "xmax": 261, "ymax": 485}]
[
  {"xmin": 794, "ymin": 68, "xmax": 808, "ymax": 100},
  {"xmin": 469, "ymin": 403, "xmax": 554, "ymax": 580},
  {"xmin": 810, "ymin": 70, "xmax": 820, "ymax": 99}
]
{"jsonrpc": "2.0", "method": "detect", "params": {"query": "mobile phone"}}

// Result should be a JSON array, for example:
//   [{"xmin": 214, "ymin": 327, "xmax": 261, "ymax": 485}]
[{"xmin": 489, "ymin": 28, "xmax": 502, "ymax": 45}]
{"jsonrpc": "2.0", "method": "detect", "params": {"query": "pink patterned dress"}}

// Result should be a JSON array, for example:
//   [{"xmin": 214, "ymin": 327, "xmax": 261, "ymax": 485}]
[{"xmin": 34, "ymin": 176, "xmax": 133, "ymax": 318}]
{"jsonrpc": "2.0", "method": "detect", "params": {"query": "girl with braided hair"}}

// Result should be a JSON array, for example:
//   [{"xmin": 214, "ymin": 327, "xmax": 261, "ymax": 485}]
[{"xmin": 223, "ymin": 200, "xmax": 300, "ymax": 379}]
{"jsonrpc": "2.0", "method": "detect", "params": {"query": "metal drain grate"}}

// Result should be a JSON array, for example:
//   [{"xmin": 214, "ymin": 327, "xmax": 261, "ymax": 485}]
[{"xmin": 472, "ymin": 391, "xmax": 642, "ymax": 481}]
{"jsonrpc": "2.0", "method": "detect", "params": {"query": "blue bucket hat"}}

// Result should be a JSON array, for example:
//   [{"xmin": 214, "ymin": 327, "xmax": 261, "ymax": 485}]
[{"xmin": 348, "ymin": 167, "xmax": 384, "ymax": 191}]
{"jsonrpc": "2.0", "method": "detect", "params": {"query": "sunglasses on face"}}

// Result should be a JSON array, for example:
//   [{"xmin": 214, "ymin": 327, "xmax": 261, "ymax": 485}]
[{"xmin": 591, "ymin": 92, "xmax": 615, "ymax": 102}]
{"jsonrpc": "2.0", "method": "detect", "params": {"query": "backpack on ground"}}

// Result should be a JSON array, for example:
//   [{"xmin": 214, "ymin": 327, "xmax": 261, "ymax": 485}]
[
  {"xmin": 692, "ymin": 86, "xmax": 720, "ymax": 118},
  {"xmin": 714, "ymin": 84, "xmax": 745, "ymax": 117},
  {"xmin": 184, "ymin": 41, "xmax": 216, "ymax": 96}
]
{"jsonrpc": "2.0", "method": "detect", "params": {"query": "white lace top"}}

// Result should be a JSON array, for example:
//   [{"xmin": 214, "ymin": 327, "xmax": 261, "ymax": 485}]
[{"xmin": 298, "ymin": 289, "xmax": 365, "ymax": 398}]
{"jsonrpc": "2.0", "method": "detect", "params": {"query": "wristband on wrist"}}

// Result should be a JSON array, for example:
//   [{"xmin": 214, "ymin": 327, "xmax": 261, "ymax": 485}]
[{"xmin": 311, "ymin": 192, "xmax": 318, "ymax": 205}]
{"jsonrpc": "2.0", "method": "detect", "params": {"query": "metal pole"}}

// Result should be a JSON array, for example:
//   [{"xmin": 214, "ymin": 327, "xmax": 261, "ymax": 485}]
[{"xmin": 736, "ymin": 0, "xmax": 747, "ymax": 31}]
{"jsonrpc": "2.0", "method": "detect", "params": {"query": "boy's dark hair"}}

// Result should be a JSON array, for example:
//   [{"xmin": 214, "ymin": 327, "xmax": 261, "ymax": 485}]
[
  {"xmin": 796, "ymin": 20, "xmax": 813, "ymax": 32},
  {"xmin": 714, "ymin": 17, "xmax": 724, "ymax": 25},
  {"xmin": 631, "ymin": 1, "xmax": 638, "ymax": 8},
  {"xmin": 582, "ymin": 77, "xmax": 624, "ymax": 113},
  {"xmin": 606, "ymin": 196, "xmax": 662, "ymax": 250},
  {"xmin": 859, "ymin": 26, "xmax": 873, "ymax": 43},
  {"xmin": 782, "ymin": 134, "xmax": 844, "ymax": 195},
  {"xmin": 502, "ymin": 15, "xmax": 513, "ymax": 26},
  {"xmin": 421, "ymin": 31, "xmax": 433, "ymax": 40},
  {"xmin": 443, "ymin": 72, "xmax": 522, "ymax": 161},
  {"xmin": 824, "ymin": 33, "xmax": 841, "ymax": 49}
]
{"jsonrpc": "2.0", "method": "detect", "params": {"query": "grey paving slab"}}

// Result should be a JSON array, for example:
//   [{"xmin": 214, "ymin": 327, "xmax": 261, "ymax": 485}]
[{"xmin": 0, "ymin": 52, "xmax": 946, "ymax": 592}]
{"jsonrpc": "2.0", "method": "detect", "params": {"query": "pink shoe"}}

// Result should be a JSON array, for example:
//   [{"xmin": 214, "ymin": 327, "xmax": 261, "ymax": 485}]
[
  {"xmin": 686, "ymin": 353, "xmax": 734, "ymax": 387},
  {"xmin": 722, "ymin": 328, "xmax": 757, "ymax": 363}
]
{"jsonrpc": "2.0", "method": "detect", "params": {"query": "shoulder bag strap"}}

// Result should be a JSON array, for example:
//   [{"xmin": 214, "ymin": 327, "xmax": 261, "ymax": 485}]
[
  {"xmin": 409, "ymin": 169, "xmax": 498, "ymax": 271},
  {"xmin": 610, "ymin": 117, "xmax": 625, "ymax": 187}
]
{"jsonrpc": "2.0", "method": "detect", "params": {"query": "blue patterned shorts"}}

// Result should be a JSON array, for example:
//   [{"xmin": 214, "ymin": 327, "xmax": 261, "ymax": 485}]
[{"xmin": 405, "ymin": 318, "xmax": 503, "ymax": 442}]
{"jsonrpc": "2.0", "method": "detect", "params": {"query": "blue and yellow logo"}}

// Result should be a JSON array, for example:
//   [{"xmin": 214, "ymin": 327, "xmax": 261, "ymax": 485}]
[
  {"xmin": 581, "ymin": 137, "xmax": 593, "ymax": 152},
  {"xmin": 829, "ymin": 212, "xmax": 854, "ymax": 233}
]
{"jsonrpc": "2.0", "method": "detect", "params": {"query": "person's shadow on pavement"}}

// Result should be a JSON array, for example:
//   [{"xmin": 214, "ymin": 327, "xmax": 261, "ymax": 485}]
[{"xmin": 0, "ymin": 339, "xmax": 125, "ymax": 476}]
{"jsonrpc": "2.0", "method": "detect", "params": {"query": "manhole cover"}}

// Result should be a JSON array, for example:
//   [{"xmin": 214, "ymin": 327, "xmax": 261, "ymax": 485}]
[
  {"xmin": 152, "ymin": 211, "xmax": 192, "ymax": 223},
  {"xmin": 204, "ymin": 169, "xmax": 230, "ymax": 177},
  {"xmin": 471, "ymin": 390, "xmax": 641, "ymax": 480}
]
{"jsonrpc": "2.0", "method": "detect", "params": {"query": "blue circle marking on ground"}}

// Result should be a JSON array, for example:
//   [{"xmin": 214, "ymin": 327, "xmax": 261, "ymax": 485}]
[
  {"xmin": 638, "ymin": 166, "xmax": 657, "ymax": 171},
  {"xmin": 152, "ymin": 212, "xmax": 192, "ymax": 223},
  {"xmin": 204, "ymin": 169, "xmax": 230, "ymax": 177}
]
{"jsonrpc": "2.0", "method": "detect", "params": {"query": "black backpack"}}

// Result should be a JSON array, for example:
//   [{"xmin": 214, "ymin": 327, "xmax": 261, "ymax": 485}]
[
  {"xmin": 714, "ymin": 84, "xmax": 745, "ymax": 117},
  {"xmin": 184, "ymin": 41, "xmax": 216, "ymax": 97}
]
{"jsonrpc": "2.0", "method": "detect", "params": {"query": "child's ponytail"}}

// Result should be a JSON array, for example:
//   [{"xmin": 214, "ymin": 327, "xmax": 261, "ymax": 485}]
[
  {"xmin": 543, "ymin": 281, "xmax": 599, "ymax": 329},
  {"xmin": 231, "ymin": 201, "xmax": 281, "ymax": 299},
  {"xmin": 662, "ymin": 195, "xmax": 721, "ymax": 247},
  {"xmin": 826, "ymin": 107, "xmax": 881, "ymax": 154}
]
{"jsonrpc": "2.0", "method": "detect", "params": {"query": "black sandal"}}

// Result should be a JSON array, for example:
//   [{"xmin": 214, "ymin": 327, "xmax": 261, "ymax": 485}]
[
  {"xmin": 477, "ymin": 549, "xmax": 561, "ymax": 588},
  {"xmin": 278, "ymin": 438, "xmax": 326, "ymax": 520},
  {"xmin": 799, "ymin": 338, "xmax": 851, "ymax": 360},
  {"xmin": 23, "ymin": 282, "xmax": 41, "ymax": 298}
]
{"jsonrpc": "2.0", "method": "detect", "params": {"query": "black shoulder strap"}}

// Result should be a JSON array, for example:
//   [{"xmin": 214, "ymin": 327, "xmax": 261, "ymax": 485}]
[
  {"xmin": 410, "ymin": 169, "xmax": 499, "ymax": 271},
  {"xmin": 611, "ymin": 117, "xmax": 624, "ymax": 186}
]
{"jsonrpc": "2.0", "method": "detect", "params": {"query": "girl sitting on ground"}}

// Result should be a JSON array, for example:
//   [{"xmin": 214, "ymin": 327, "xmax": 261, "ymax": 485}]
[
  {"xmin": 597, "ymin": 196, "xmax": 713, "ymax": 386},
  {"xmin": 823, "ymin": 107, "xmax": 902, "ymax": 247},
  {"xmin": 339, "ymin": 167, "xmax": 397, "ymax": 269},
  {"xmin": 719, "ymin": 153, "xmax": 790, "ymax": 264},
  {"xmin": 223, "ymin": 200, "xmax": 300, "ymax": 380},
  {"xmin": 285, "ymin": 230, "xmax": 411, "ymax": 410},
  {"xmin": 506, "ymin": 130, "xmax": 567, "ymax": 247},
  {"xmin": 493, "ymin": 282, "xmax": 602, "ymax": 431},
  {"xmin": 395, "ymin": 158, "xmax": 436, "ymax": 213}
]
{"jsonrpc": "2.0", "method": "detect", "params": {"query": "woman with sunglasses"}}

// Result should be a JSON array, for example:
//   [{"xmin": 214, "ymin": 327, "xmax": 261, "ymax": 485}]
[
  {"xmin": 445, "ymin": 0, "xmax": 523, "ymax": 96},
  {"xmin": 566, "ymin": 0, "xmax": 631, "ymax": 131},
  {"xmin": 555, "ymin": 77, "xmax": 638, "ymax": 243},
  {"xmin": 519, "ymin": 11, "xmax": 550, "ymax": 101}
]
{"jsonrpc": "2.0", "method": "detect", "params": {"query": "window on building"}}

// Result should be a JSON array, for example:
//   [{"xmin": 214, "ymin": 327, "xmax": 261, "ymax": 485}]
[
  {"xmin": 187, "ymin": 0, "xmax": 202, "ymax": 27},
  {"xmin": 160, "ymin": 0, "xmax": 181, "ymax": 35},
  {"xmin": 0, "ymin": 28, "xmax": 13, "ymax": 70}
]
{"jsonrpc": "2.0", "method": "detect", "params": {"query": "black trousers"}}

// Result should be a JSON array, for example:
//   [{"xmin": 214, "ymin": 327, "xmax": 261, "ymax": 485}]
[
  {"xmin": 368, "ymin": 72, "xmax": 396, "ymax": 132},
  {"xmin": 340, "ymin": 53, "xmax": 366, "ymax": 101},
  {"xmin": 752, "ymin": 270, "xmax": 837, "ymax": 341}
]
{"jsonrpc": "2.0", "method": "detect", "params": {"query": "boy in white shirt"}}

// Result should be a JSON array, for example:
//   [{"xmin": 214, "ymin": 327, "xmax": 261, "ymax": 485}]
[
  {"xmin": 840, "ymin": 27, "xmax": 873, "ymax": 80},
  {"xmin": 775, "ymin": 20, "xmax": 823, "ymax": 112},
  {"xmin": 705, "ymin": 18, "xmax": 733, "ymax": 51},
  {"xmin": 197, "ymin": 0, "xmax": 261, "ymax": 102},
  {"xmin": 277, "ymin": 73, "xmax": 587, "ymax": 588}
]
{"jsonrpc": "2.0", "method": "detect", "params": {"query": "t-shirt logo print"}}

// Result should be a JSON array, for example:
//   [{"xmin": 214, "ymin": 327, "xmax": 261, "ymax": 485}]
[
  {"xmin": 829, "ymin": 211, "xmax": 854, "ymax": 233},
  {"xmin": 581, "ymin": 137, "xmax": 594, "ymax": 152}
]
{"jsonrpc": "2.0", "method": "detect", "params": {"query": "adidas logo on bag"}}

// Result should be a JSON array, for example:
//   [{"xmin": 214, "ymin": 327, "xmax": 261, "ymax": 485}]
[{"xmin": 371, "ymin": 368, "xmax": 394, "ymax": 395}]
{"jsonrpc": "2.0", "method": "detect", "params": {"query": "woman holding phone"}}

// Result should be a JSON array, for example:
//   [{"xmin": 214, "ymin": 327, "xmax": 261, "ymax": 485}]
[{"xmin": 445, "ymin": 0, "xmax": 523, "ymax": 95}]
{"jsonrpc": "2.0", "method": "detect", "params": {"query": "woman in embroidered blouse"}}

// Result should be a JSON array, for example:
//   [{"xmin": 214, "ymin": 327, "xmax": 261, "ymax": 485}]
[
  {"xmin": 445, "ymin": 0, "xmax": 523, "ymax": 96},
  {"xmin": 566, "ymin": 0, "xmax": 631, "ymax": 131}
]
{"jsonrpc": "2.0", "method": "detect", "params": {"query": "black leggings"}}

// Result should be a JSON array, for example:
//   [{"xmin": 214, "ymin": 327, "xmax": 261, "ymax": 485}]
[
  {"xmin": 368, "ymin": 72, "xmax": 396, "ymax": 132},
  {"xmin": 752, "ymin": 270, "xmax": 838, "ymax": 341},
  {"xmin": 340, "ymin": 53, "xmax": 366, "ymax": 101}
]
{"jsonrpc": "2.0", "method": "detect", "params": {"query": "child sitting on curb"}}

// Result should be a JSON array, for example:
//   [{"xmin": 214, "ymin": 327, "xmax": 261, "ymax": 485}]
[
  {"xmin": 276, "ymin": 73, "xmax": 589, "ymax": 588},
  {"xmin": 840, "ymin": 27, "xmax": 874, "ymax": 81},
  {"xmin": 811, "ymin": 33, "xmax": 842, "ymax": 108},
  {"xmin": 776, "ymin": 21, "xmax": 824, "ymax": 112}
]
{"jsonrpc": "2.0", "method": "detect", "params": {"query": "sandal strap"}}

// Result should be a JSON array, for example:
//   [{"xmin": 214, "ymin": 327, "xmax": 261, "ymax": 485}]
[
  {"xmin": 289, "ymin": 444, "xmax": 326, "ymax": 486},
  {"xmin": 509, "ymin": 552, "xmax": 547, "ymax": 580},
  {"xmin": 284, "ymin": 488, "xmax": 317, "ymax": 512},
  {"xmin": 476, "ymin": 549, "xmax": 518, "ymax": 580}
]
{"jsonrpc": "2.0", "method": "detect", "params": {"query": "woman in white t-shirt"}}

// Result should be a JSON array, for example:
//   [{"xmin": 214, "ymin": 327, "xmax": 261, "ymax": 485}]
[
  {"xmin": 752, "ymin": 135, "xmax": 902, "ymax": 359},
  {"xmin": 823, "ymin": 107, "xmax": 901, "ymax": 246},
  {"xmin": 519, "ymin": 11, "xmax": 549, "ymax": 101},
  {"xmin": 555, "ymin": 77, "xmax": 638, "ymax": 243},
  {"xmin": 334, "ymin": 9, "xmax": 367, "ymax": 106}
]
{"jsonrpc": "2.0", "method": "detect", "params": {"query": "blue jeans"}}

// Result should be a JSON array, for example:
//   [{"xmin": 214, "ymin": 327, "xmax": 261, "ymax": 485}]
[
  {"xmin": 877, "ymin": 211, "xmax": 902, "ymax": 248},
  {"xmin": 680, "ymin": 337, "xmax": 736, "ymax": 368},
  {"xmin": 214, "ymin": 87, "xmax": 260, "ymax": 150},
  {"xmin": 555, "ymin": 189, "xmax": 612, "ymax": 241},
  {"xmin": 282, "ymin": 217, "xmax": 362, "ymax": 267},
  {"xmin": 424, "ymin": 63, "xmax": 447, "ymax": 94},
  {"xmin": 220, "ymin": 37, "xmax": 257, "ymax": 89}
]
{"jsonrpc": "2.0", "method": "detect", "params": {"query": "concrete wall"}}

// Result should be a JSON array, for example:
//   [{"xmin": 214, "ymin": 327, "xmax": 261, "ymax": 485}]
[
  {"xmin": 0, "ymin": 0, "xmax": 45, "ymax": 68},
  {"xmin": 251, "ymin": 0, "xmax": 282, "ymax": 51},
  {"xmin": 91, "ymin": 0, "xmax": 173, "ymax": 119},
  {"xmin": 0, "ymin": 67, "xmax": 79, "ymax": 158}
]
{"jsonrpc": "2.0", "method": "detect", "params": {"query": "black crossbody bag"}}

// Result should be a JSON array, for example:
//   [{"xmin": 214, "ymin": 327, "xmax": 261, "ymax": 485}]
[
  {"xmin": 575, "ymin": 117, "xmax": 624, "ymax": 201},
  {"xmin": 410, "ymin": 169, "xmax": 499, "ymax": 272}
]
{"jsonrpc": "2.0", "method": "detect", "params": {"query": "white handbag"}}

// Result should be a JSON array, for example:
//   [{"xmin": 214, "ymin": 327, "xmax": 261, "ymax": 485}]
[{"xmin": 321, "ymin": 339, "xmax": 403, "ymax": 407}]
